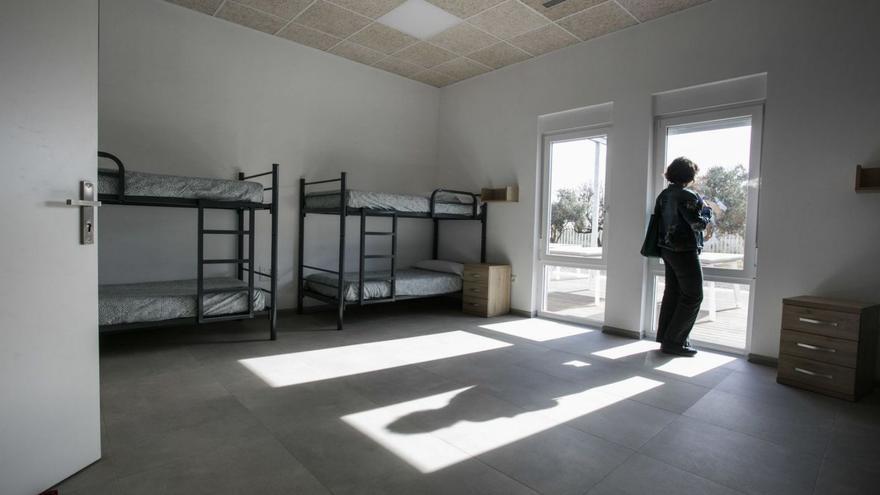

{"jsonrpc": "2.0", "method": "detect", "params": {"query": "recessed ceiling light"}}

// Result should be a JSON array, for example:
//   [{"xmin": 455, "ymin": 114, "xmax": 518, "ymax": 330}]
[{"xmin": 376, "ymin": 0, "xmax": 462, "ymax": 40}]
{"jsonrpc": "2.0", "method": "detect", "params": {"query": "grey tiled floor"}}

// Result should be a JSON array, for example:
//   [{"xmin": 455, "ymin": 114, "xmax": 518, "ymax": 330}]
[{"xmin": 60, "ymin": 301, "xmax": 880, "ymax": 494}]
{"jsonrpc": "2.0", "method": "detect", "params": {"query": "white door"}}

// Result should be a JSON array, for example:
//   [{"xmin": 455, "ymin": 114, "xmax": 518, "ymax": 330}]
[
  {"xmin": 537, "ymin": 128, "xmax": 610, "ymax": 326},
  {"xmin": 0, "ymin": 1, "xmax": 101, "ymax": 494}
]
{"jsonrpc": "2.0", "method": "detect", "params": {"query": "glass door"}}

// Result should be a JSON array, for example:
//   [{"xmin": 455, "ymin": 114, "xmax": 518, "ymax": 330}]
[
  {"xmin": 646, "ymin": 106, "xmax": 762, "ymax": 352},
  {"xmin": 537, "ymin": 128, "xmax": 609, "ymax": 325}
]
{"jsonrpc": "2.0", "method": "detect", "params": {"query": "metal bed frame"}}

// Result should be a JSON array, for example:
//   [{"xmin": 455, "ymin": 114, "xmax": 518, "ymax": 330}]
[
  {"xmin": 297, "ymin": 172, "xmax": 487, "ymax": 330},
  {"xmin": 96, "ymin": 151, "xmax": 280, "ymax": 340}
]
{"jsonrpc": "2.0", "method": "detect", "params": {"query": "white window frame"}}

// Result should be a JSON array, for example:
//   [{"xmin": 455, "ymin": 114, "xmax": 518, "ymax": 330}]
[
  {"xmin": 536, "ymin": 126, "xmax": 611, "ymax": 326},
  {"xmin": 644, "ymin": 104, "xmax": 763, "ymax": 354}
]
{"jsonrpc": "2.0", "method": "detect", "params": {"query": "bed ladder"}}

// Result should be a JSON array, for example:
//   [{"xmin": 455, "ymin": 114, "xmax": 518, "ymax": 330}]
[
  {"xmin": 358, "ymin": 211, "xmax": 398, "ymax": 305},
  {"xmin": 196, "ymin": 203, "xmax": 256, "ymax": 323}
]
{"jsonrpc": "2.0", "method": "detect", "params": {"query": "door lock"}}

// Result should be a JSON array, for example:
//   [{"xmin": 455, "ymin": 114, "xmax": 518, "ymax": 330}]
[{"xmin": 66, "ymin": 180, "xmax": 101, "ymax": 244}]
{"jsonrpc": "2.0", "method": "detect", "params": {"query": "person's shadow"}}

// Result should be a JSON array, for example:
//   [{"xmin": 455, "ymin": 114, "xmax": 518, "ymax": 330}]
[{"xmin": 385, "ymin": 385, "xmax": 560, "ymax": 435}]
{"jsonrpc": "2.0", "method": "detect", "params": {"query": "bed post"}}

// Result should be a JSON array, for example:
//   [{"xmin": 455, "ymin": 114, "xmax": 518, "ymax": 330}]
[
  {"xmin": 432, "ymin": 219, "xmax": 439, "ymax": 260},
  {"xmin": 297, "ymin": 177, "xmax": 305, "ymax": 315},
  {"xmin": 237, "ymin": 172, "xmax": 245, "ymax": 282},
  {"xmin": 337, "ymin": 172, "xmax": 347, "ymax": 330},
  {"xmin": 480, "ymin": 203, "xmax": 487, "ymax": 263},
  {"xmin": 269, "ymin": 164, "xmax": 279, "ymax": 340}
]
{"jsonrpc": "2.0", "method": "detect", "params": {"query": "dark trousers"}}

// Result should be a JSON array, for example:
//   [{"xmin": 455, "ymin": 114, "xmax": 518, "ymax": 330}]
[{"xmin": 657, "ymin": 249, "xmax": 703, "ymax": 346}]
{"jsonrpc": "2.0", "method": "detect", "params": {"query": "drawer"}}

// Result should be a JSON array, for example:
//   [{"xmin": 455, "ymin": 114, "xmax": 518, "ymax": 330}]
[
  {"xmin": 777, "ymin": 354, "xmax": 856, "ymax": 397},
  {"xmin": 782, "ymin": 304, "xmax": 860, "ymax": 341},
  {"xmin": 463, "ymin": 266, "xmax": 491, "ymax": 284},
  {"xmin": 463, "ymin": 281, "xmax": 489, "ymax": 298},
  {"xmin": 463, "ymin": 297, "xmax": 489, "ymax": 316},
  {"xmin": 780, "ymin": 329, "xmax": 859, "ymax": 368}
]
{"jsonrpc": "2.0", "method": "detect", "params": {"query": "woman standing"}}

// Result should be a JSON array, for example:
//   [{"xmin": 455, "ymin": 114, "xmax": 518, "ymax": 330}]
[{"xmin": 654, "ymin": 157, "xmax": 713, "ymax": 356}]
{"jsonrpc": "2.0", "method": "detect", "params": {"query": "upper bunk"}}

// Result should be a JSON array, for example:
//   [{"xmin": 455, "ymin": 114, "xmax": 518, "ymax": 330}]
[
  {"xmin": 301, "ymin": 172, "xmax": 484, "ymax": 220},
  {"xmin": 97, "ymin": 151, "xmax": 274, "ymax": 210}
]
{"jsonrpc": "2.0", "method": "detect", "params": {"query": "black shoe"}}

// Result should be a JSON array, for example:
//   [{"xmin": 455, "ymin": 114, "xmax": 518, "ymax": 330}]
[{"xmin": 660, "ymin": 344, "xmax": 698, "ymax": 356}]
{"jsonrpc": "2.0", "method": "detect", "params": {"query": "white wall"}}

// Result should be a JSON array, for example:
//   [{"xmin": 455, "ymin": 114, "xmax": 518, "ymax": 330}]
[
  {"xmin": 98, "ymin": 0, "xmax": 441, "ymax": 309},
  {"xmin": 0, "ymin": 1, "xmax": 101, "ymax": 493},
  {"xmin": 436, "ymin": 0, "xmax": 880, "ymax": 368}
]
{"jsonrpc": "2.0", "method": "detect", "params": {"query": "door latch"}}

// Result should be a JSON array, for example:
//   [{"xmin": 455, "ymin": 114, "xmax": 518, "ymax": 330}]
[{"xmin": 66, "ymin": 180, "xmax": 101, "ymax": 244}]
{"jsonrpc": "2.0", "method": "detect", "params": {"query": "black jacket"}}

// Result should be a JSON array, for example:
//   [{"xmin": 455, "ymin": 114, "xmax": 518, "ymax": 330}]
[{"xmin": 654, "ymin": 184, "xmax": 713, "ymax": 253}]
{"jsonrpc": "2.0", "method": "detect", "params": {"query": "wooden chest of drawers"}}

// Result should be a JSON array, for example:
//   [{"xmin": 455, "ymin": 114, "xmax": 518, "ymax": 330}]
[
  {"xmin": 462, "ymin": 264, "xmax": 511, "ymax": 317},
  {"xmin": 777, "ymin": 296, "xmax": 879, "ymax": 401}
]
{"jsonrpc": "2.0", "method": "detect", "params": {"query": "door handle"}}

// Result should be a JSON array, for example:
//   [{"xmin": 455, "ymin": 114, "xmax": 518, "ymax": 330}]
[
  {"xmin": 66, "ymin": 180, "xmax": 101, "ymax": 244},
  {"xmin": 66, "ymin": 199, "xmax": 102, "ymax": 207},
  {"xmin": 798, "ymin": 317, "xmax": 838, "ymax": 327},
  {"xmin": 794, "ymin": 367, "xmax": 833, "ymax": 380},
  {"xmin": 796, "ymin": 342, "xmax": 836, "ymax": 353}
]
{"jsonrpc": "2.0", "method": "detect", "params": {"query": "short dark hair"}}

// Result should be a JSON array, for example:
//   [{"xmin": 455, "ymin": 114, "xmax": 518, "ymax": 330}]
[{"xmin": 665, "ymin": 157, "xmax": 699, "ymax": 185}]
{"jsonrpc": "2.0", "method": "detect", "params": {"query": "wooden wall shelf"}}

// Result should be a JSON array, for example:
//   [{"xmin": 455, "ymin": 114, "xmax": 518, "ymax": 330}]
[
  {"xmin": 855, "ymin": 165, "xmax": 880, "ymax": 192},
  {"xmin": 481, "ymin": 185, "xmax": 519, "ymax": 202}
]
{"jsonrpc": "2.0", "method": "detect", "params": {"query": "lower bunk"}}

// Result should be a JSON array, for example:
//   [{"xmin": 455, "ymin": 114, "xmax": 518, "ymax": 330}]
[
  {"xmin": 304, "ymin": 268, "xmax": 461, "ymax": 302},
  {"xmin": 99, "ymin": 277, "xmax": 268, "ymax": 331}
]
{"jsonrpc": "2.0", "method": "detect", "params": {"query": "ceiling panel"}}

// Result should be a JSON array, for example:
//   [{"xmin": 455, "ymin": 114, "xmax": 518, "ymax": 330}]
[{"xmin": 165, "ymin": 0, "xmax": 713, "ymax": 87}]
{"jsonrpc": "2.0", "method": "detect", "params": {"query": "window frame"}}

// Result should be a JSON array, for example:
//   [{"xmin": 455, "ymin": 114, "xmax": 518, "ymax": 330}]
[
  {"xmin": 644, "ymin": 104, "xmax": 764, "ymax": 354},
  {"xmin": 537, "ymin": 125, "xmax": 611, "ymax": 325},
  {"xmin": 538, "ymin": 125, "xmax": 611, "ymax": 268},
  {"xmin": 650, "ymin": 105, "xmax": 763, "ymax": 280}
]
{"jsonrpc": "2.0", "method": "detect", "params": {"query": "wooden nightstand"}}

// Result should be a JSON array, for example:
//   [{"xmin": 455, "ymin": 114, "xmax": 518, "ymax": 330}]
[
  {"xmin": 777, "ymin": 296, "xmax": 879, "ymax": 401},
  {"xmin": 462, "ymin": 264, "xmax": 511, "ymax": 317}
]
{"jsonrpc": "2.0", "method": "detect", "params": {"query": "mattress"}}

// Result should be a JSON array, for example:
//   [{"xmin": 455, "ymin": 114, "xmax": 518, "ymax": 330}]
[
  {"xmin": 99, "ymin": 170, "xmax": 264, "ymax": 203},
  {"xmin": 305, "ymin": 268, "xmax": 461, "ymax": 302},
  {"xmin": 99, "ymin": 277, "xmax": 266, "ymax": 326},
  {"xmin": 304, "ymin": 190, "xmax": 480, "ymax": 216}
]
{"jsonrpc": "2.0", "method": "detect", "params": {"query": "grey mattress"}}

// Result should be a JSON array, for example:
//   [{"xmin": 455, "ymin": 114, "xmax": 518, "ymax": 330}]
[
  {"xmin": 99, "ymin": 277, "xmax": 266, "ymax": 326},
  {"xmin": 305, "ymin": 268, "xmax": 461, "ymax": 302},
  {"xmin": 305, "ymin": 190, "xmax": 479, "ymax": 216},
  {"xmin": 99, "ymin": 170, "xmax": 264, "ymax": 203}
]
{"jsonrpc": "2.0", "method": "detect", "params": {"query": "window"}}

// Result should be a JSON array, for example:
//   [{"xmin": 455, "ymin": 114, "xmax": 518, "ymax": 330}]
[
  {"xmin": 664, "ymin": 116, "xmax": 752, "ymax": 271},
  {"xmin": 543, "ymin": 266, "xmax": 606, "ymax": 321},
  {"xmin": 545, "ymin": 133, "xmax": 606, "ymax": 259},
  {"xmin": 647, "ymin": 106, "xmax": 762, "ymax": 351},
  {"xmin": 538, "ymin": 128, "xmax": 609, "ymax": 325}
]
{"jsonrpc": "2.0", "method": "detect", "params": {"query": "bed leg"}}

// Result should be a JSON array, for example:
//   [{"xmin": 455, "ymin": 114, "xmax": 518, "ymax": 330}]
[{"xmin": 297, "ymin": 177, "xmax": 305, "ymax": 315}]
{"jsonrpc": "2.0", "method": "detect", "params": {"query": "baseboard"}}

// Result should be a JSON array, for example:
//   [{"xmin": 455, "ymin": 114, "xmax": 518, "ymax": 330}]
[
  {"xmin": 510, "ymin": 307, "xmax": 536, "ymax": 318},
  {"xmin": 601, "ymin": 325, "xmax": 641, "ymax": 339},
  {"xmin": 747, "ymin": 353, "xmax": 778, "ymax": 367}
]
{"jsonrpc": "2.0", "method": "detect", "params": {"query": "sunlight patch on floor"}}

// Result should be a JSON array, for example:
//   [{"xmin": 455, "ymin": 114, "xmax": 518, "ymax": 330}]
[
  {"xmin": 341, "ymin": 376, "xmax": 663, "ymax": 473},
  {"xmin": 654, "ymin": 351, "xmax": 736, "ymax": 377},
  {"xmin": 563, "ymin": 360, "xmax": 590, "ymax": 368},
  {"xmin": 591, "ymin": 340, "xmax": 660, "ymax": 360},
  {"xmin": 479, "ymin": 318, "xmax": 593, "ymax": 342},
  {"xmin": 239, "ymin": 331, "xmax": 511, "ymax": 387}
]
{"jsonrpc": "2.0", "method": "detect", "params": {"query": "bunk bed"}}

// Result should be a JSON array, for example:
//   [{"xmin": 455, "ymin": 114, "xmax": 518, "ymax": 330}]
[
  {"xmin": 297, "ymin": 172, "xmax": 486, "ymax": 330},
  {"xmin": 96, "ymin": 151, "xmax": 279, "ymax": 340}
]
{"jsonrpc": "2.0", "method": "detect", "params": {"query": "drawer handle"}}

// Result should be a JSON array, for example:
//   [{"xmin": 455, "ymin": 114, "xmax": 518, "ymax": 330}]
[
  {"xmin": 798, "ymin": 317, "xmax": 838, "ymax": 327},
  {"xmin": 796, "ymin": 342, "xmax": 836, "ymax": 353},
  {"xmin": 470, "ymin": 288, "xmax": 480, "ymax": 293},
  {"xmin": 794, "ymin": 367, "xmax": 833, "ymax": 380},
  {"xmin": 469, "ymin": 303, "xmax": 480, "ymax": 307},
  {"xmin": 470, "ymin": 274, "xmax": 481, "ymax": 278}
]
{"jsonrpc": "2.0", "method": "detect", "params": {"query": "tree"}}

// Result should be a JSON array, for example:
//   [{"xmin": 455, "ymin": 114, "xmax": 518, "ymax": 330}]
[
  {"xmin": 549, "ymin": 184, "xmax": 604, "ymax": 244},
  {"xmin": 692, "ymin": 165, "xmax": 747, "ymax": 236}
]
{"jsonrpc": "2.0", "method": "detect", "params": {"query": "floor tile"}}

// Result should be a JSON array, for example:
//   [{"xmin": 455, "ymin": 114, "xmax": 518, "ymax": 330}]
[
  {"xmin": 640, "ymin": 417, "xmax": 821, "ymax": 495},
  {"xmin": 565, "ymin": 397, "xmax": 678, "ymax": 449},
  {"xmin": 814, "ymin": 454, "xmax": 880, "ymax": 495},
  {"xmin": 684, "ymin": 388, "xmax": 834, "ymax": 456},
  {"xmin": 588, "ymin": 454, "xmax": 743, "ymax": 495},
  {"xmin": 114, "ymin": 435, "xmax": 329, "ymax": 495}
]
